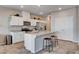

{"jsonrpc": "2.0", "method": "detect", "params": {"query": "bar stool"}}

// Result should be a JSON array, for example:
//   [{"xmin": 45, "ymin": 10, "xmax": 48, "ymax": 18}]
[
  {"xmin": 43, "ymin": 38, "xmax": 53, "ymax": 52},
  {"xmin": 51, "ymin": 35, "xmax": 58, "ymax": 47}
]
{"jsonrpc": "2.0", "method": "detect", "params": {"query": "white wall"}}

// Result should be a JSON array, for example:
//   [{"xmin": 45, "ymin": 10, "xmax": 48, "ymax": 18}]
[
  {"xmin": 51, "ymin": 8, "xmax": 77, "ymax": 42},
  {"xmin": 0, "ymin": 16, "xmax": 10, "ymax": 35},
  {"xmin": 77, "ymin": 7, "xmax": 79, "ymax": 43},
  {"xmin": 0, "ymin": 7, "xmax": 21, "ymax": 16},
  {"xmin": 0, "ymin": 7, "xmax": 21, "ymax": 35}
]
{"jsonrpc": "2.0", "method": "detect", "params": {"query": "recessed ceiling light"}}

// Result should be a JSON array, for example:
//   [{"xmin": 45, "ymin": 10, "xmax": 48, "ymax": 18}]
[
  {"xmin": 40, "ymin": 12, "xmax": 43, "ymax": 15},
  {"xmin": 20, "ymin": 5, "xmax": 24, "ymax": 8},
  {"xmin": 58, "ymin": 8, "xmax": 62, "ymax": 10}
]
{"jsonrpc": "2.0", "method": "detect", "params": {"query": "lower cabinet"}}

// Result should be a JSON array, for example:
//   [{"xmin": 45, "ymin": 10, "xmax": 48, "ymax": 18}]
[
  {"xmin": 10, "ymin": 32, "xmax": 24, "ymax": 43},
  {"xmin": 24, "ymin": 34, "xmax": 44, "ymax": 53}
]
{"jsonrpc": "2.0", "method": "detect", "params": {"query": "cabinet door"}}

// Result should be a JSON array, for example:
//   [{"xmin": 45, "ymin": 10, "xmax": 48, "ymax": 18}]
[
  {"xmin": 18, "ymin": 18, "xmax": 23, "ymax": 25},
  {"xmin": 10, "ymin": 17, "xmax": 19, "ymax": 25},
  {"xmin": 11, "ymin": 32, "xmax": 24, "ymax": 43},
  {"xmin": 10, "ymin": 16, "xmax": 23, "ymax": 25},
  {"xmin": 61, "ymin": 16, "xmax": 73, "ymax": 41},
  {"xmin": 51, "ymin": 15, "xmax": 74, "ymax": 41}
]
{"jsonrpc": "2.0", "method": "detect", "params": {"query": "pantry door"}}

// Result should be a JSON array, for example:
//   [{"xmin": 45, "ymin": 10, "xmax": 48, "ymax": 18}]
[{"xmin": 51, "ymin": 16, "xmax": 74, "ymax": 41}]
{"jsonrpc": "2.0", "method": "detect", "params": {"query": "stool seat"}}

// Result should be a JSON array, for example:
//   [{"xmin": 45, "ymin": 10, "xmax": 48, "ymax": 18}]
[
  {"xmin": 51, "ymin": 35, "xmax": 57, "ymax": 37},
  {"xmin": 44, "ymin": 38, "xmax": 51, "ymax": 40}
]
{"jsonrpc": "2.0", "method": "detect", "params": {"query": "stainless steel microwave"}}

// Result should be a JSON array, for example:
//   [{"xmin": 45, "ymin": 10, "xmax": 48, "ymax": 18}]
[{"xmin": 23, "ymin": 21, "xmax": 31, "ymax": 26}]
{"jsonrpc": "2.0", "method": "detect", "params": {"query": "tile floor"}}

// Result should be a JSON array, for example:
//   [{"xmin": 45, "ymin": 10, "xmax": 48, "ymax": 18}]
[{"xmin": 0, "ymin": 40, "xmax": 79, "ymax": 54}]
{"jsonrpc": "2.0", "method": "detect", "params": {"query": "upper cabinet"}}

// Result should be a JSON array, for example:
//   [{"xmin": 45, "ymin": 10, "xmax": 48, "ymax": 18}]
[
  {"xmin": 10, "ymin": 16, "xmax": 47, "ymax": 26},
  {"xmin": 10, "ymin": 11, "xmax": 31, "ymax": 26},
  {"xmin": 10, "ymin": 16, "xmax": 23, "ymax": 25},
  {"xmin": 30, "ymin": 19, "xmax": 47, "ymax": 26},
  {"xmin": 21, "ymin": 11, "xmax": 30, "ymax": 20}
]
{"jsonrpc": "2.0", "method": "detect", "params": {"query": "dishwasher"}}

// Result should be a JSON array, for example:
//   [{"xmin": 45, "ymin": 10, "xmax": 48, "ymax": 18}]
[{"xmin": 6, "ymin": 35, "xmax": 12, "ymax": 45}]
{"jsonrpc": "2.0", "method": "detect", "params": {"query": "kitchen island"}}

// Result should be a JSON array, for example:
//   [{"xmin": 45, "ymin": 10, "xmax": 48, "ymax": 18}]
[{"xmin": 24, "ymin": 31, "xmax": 52, "ymax": 53}]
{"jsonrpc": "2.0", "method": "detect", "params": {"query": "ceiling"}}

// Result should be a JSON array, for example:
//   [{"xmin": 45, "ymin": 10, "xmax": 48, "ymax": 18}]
[{"xmin": 1, "ymin": 5, "xmax": 76, "ymax": 16}]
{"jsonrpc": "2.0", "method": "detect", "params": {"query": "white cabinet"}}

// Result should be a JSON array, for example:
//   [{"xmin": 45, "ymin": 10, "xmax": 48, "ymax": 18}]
[
  {"xmin": 18, "ymin": 18, "xmax": 23, "ymax": 25},
  {"xmin": 10, "ymin": 16, "xmax": 18, "ymax": 25},
  {"xmin": 22, "ymin": 11, "xmax": 30, "ymax": 19},
  {"xmin": 10, "ymin": 16, "xmax": 23, "ymax": 25},
  {"xmin": 10, "ymin": 32, "xmax": 24, "ymax": 43}
]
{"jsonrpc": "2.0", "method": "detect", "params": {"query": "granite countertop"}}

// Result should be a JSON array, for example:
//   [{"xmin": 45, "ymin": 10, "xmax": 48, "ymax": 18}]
[
  {"xmin": 25, "ymin": 31, "xmax": 51, "ymax": 36},
  {"xmin": 10, "ymin": 30, "xmax": 25, "ymax": 33}
]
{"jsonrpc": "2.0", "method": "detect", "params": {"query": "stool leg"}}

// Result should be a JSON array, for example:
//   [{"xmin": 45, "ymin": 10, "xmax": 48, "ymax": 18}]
[
  {"xmin": 43, "ymin": 39, "xmax": 44, "ymax": 50},
  {"xmin": 56, "ymin": 39, "xmax": 58, "ymax": 46},
  {"xmin": 50, "ymin": 41, "xmax": 53, "ymax": 52},
  {"xmin": 48, "ymin": 41, "xmax": 50, "ymax": 52},
  {"xmin": 46, "ymin": 40, "xmax": 47, "ymax": 49},
  {"xmin": 57, "ymin": 39, "xmax": 58, "ymax": 45},
  {"xmin": 55, "ymin": 41, "xmax": 56, "ymax": 47},
  {"xmin": 52, "ymin": 43, "xmax": 53, "ymax": 51},
  {"xmin": 51, "ymin": 41, "xmax": 53, "ymax": 51},
  {"xmin": 48, "ymin": 46, "xmax": 50, "ymax": 52}
]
